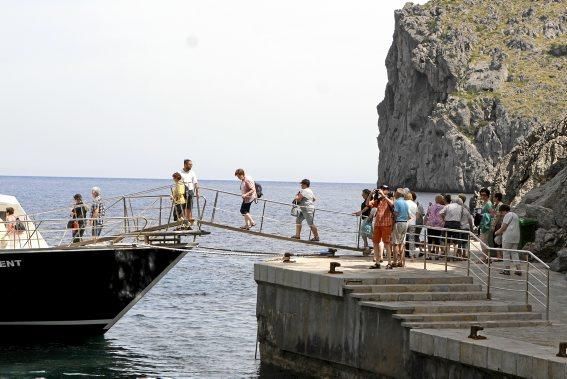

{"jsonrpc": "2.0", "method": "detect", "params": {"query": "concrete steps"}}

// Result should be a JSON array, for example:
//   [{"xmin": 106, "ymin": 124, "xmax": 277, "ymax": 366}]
[
  {"xmin": 350, "ymin": 291, "xmax": 487, "ymax": 302},
  {"xmin": 345, "ymin": 273, "xmax": 548, "ymax": 330},
  {"xmin": 401, "ymin": 319, "xmax": 551, "ymax": 329}
]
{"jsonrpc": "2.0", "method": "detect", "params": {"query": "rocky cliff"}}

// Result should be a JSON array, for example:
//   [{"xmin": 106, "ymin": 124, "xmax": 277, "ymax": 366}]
[{"xmin": 377, "ymin": 0, "xmax": 566, "ymax": 192}]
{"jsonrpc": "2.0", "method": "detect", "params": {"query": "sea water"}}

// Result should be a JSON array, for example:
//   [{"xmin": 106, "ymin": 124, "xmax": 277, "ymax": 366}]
[{"xmin": 0, "ymin": 176, "xmax": 444, "ymax": 377}]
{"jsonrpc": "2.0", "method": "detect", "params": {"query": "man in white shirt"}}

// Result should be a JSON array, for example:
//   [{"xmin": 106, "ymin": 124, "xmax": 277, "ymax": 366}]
[
  {"xmin": 180, "ymin": 159, "xmax": 199, "ymax": 222},
  {"xmin": 494, "ymin": 204, "xmax": 521, "ymax": 276}
]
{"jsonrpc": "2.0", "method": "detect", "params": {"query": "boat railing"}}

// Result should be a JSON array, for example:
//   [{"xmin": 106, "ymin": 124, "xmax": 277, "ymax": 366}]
[
  {"xmin": 405, "ymin": 225, "xmax": 550, "ymax": 320},
  {"xmin": 0, "ymin": 216, "xmax": 148, "ymax": 249}
]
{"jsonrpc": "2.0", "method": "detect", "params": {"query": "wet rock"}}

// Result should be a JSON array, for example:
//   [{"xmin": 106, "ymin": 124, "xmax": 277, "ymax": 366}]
[{"xmin": 550, "ymin": 249, "xmax": 567, "ymax": 273}]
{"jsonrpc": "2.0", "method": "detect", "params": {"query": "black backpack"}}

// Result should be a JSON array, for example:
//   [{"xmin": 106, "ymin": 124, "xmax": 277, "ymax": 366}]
[
  {"xmin": 14, "ymin": 217, "xmax": 26, "ymax": 231},
  {"xmin": 255, "ymin": 183, "xmax": 263, "ymax": 198}
]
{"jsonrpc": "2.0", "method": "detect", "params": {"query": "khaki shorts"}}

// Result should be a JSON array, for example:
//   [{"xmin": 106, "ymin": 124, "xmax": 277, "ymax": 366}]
[{"xmin": 391, "ymin": 222, "xmax": 408, "ymax": 245}]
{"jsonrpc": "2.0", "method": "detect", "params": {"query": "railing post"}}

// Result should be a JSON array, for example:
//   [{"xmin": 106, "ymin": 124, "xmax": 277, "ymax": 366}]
[
  {"xmin": 195, "ymin": 195, "xmax": 202, "ymax": 221},
  {"xmin": 466, "ymin": 233, "xmax": 471, "ymax": 276},
  {"xmin": 259, "ymin": 200, "xmax": 267, "ymax": 233},
  {"xmin": 424, "ymin": 227, "xmax": 428, "ymax": 270},
  {"xmin": 525, "ymin": 261, "xmax": 530, "ymax": 305},
  {"xmin": 123, "ymin": 197, "xmax": 128, "ymax": 233},
  {"xmin": 159, "ymin": 197, "xmax": 163, "ymax": 226},
  {"xmin": 211, "ymin": 191, "xmax": 219, "ymax": 223},
  {"xmin": 444, "ymin": 230, "xmax": 448, "ymax": 272},
  {"xmin": 356, "ymin": 216, "xmax": 362, "ymax": 249},
  {"xmin": 546, "ymin": 268, "xmax": 550, "ymax": 321},
  {"xmin": 487, "ymin": 250, "xmax": 492, "ymax": 300}
]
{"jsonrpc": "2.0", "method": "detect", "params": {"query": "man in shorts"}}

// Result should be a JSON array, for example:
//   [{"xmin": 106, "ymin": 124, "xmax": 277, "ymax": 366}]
[
  {"xmin": 368, "ymin": 185, "xmax": 394, "ymax": 269},
  {"xmin": 180, "ymin": 159, "xmax": 199, "ymax": 223},
  {"xmin": 392, "ymin": 188, "xmax": 410, "ymax": 268}
]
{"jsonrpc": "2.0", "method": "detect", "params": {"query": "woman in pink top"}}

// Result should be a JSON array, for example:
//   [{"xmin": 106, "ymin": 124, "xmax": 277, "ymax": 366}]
[
  {"xmin": 425, "ymin": 195, "xmax": 446, "ymax": 256},
  {"xmin": 235, "ymin": 168, "xmax": 257, "ymax": 230}
]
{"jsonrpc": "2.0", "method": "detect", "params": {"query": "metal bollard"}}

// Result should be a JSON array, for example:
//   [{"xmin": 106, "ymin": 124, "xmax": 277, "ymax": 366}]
[
  {"xmin": 328, "ymin": 262, "xmax": 343, "ymax": 274},
  {"xmin": 557, "ymin": 343, "xmax": 567, "ymax": 358},
  {"xmin": 468, "ymin": 325, "xmax": 487, "ymax": 340}
]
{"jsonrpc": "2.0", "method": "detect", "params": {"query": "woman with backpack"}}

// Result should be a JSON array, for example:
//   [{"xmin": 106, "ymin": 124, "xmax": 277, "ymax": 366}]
[
  {"xmin": 235, "ymin": 168, "xmax": 257, "ymax": 230},
  {"xmin": 4, "ymin": 207, "xmax": 24, "ymax": 249}
]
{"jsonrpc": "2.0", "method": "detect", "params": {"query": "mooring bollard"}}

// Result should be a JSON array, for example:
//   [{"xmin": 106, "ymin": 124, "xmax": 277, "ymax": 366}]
[
  {"xmin": 557, "ymin": 342, "xmax": 567, "ymax": 358},
  {"xmin": 328, "ymin": 262, "xmax": 342, "ymax": 274},
  {"xmin": 468, "ymin": 325, "xmax": 487, "ymax": 340},
  {"xmin": 282, "ymin": 252, "xmax": 295, "ymax": 263}
]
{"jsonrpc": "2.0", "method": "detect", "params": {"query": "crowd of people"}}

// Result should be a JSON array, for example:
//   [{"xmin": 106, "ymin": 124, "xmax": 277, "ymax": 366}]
[{"xmin": 359, "ymin": 185, "xmax": 521, "ymax": 273}]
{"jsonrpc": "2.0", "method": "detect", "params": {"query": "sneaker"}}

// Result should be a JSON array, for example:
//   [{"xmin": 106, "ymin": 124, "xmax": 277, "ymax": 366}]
[{"xmin": 514, "ymin": 270, "xmax": 522, "ymax": 276}]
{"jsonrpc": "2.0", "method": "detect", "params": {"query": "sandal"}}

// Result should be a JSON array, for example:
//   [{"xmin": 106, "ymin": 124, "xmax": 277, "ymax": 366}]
[
  {"xmin": 310, "ymin": 237, "xmax": 320, "ymax": 242},
  {"xmin": 385, "ymin": 264, "xmax": 394, "ymax": 270},
  {"xmin": 290, "ymin": 235, "xmax": 300, "ymax": 239},
  {"xmin": 240, "ymin": 226, "xmax": 250, "ymax": 230},
  {"xmin": 499, "ymin": 270, "xmax": 511, "ymax": 275},
  {"xmin": 250, "ymin": 222, "xmax": 256, "ymax": 228},
  {"xmin": 369, "ymin": 263, "xmax": 381, "ymax": 269},
  {"xmin": 514, "ymin": 271, "xmax": 522, "ymax": 276}
]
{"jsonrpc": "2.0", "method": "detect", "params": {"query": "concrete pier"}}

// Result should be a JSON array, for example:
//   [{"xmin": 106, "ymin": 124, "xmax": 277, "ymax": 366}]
[{"xmin": 254, "ymin": 256, "xmax": 567, "ymax": 378}]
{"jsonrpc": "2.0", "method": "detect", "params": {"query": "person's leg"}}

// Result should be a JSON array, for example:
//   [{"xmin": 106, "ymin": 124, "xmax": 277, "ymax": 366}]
[
  {"xmin": 187, "ymin": 191, "xmax": 194, "ymax": 222},
  {"xmin": 305, "ymin": 211, "xmax": 318, "ymax": 240},
  {"xmin": 293, "ymin": 213, "xmax": 304, "ymax": 238}
]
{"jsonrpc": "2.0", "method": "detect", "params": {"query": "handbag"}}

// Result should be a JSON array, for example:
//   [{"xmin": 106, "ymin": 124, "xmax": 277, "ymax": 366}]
[
  {"xmin": 291, "ymin": 199, "xmax": 301, "ymax": 217},
  {"xmin": 291, "ymin": 205, "xmax": 301, "ymax": 217}
]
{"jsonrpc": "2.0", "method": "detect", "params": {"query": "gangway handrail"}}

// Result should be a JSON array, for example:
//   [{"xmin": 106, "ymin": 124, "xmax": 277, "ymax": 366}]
[{"xmin": 199, "ymin": 185, "xmax": 358, "ymax": 217}]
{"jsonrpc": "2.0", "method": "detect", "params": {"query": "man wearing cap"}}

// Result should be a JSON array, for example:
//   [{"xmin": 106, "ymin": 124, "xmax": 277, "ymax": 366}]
[
  {"xmin": 367, "ymin": 185, "xmax": 394, "ymax": 269},
  {"xmin": 90, "ymin": 186, "xmax": 105, "ymax": 237}
]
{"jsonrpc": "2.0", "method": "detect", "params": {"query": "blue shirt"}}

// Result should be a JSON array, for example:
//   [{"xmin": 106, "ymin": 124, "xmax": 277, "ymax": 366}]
[{"xmin": 394, "ymin": 198, "xmax": 409, "ymax": 222}]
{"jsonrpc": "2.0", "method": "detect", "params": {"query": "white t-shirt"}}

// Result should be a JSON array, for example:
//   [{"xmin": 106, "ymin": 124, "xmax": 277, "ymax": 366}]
[
  {"xmin": 502, "ymin": 212, "xmax": 520, "ymax": 244},
  {"xmin": 406, "ymin": 200, "xmax": 418, "ymax": 226},
  {"xmin": 180, "ymin": 169, "xmax": 198, "ymax": 191},
  {"xmin": 299, "ymin": 188, "xmax": 315, "ymax": 209}
]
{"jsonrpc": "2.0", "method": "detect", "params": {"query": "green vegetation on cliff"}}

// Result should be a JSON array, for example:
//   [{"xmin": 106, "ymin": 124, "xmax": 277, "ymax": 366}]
[{"xmin": 424, "ymin": 0, "xmax": 566, "ymax": 123}]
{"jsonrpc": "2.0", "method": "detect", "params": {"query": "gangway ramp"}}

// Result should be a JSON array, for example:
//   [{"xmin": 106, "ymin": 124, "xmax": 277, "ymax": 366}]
[{"xmin": 198, "ymin": 220, "xmax": 365, "ymax": 252}]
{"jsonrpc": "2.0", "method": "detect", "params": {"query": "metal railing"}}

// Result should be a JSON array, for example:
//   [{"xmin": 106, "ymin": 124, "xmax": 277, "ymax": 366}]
[
  {"xmin": 404, "ymin": 225, "xmax": 551, "ymax": 320},
  {"xmin": 0, "ymin": 216, "xmax": 148, "ymax": 249},
  {"xmin": 197, "ymin": 186, "xmax": 363, "ymax": 246}
]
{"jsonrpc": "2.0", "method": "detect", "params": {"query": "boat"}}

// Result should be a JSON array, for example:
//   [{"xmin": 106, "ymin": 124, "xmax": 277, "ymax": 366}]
[{"xmin": 0, "ymin": 187, "xmax": 204, "ymax": 337}]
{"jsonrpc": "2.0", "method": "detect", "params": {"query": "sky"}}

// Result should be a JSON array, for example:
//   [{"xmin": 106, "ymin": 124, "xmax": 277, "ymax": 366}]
[{"xmin": 0, "ymin": 0, "xmax": 427, "ymax": 183}]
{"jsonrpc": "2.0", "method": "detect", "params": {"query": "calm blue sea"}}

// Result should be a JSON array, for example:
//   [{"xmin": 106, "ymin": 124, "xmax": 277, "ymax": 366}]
[{"xmin": 0, "ymin": 176, "xmax": 443, "ymax": 378}]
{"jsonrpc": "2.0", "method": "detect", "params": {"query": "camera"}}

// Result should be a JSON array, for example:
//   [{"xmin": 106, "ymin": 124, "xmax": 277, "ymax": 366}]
[{"xmin": 372, "ymin": 189, "xmax": 382, "ymax": 201}]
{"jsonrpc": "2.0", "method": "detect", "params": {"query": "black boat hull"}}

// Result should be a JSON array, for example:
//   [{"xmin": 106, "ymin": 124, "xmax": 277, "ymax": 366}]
[{"xmin": 0, "ymin": 245, "xmax": 187, "ymax": 337}]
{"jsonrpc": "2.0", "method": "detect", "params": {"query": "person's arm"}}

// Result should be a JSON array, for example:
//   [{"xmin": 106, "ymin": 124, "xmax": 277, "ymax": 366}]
[
  {"xmin": 193, "ymin": 173, "xmax": 199, "ymax": 197},
  {"xmin": 354, "ymin": 205, "xmax": 370, "ymax": 216},
  {"xmin": 495, "ymin": 222, "xmax": 508, "ymax": 236}
]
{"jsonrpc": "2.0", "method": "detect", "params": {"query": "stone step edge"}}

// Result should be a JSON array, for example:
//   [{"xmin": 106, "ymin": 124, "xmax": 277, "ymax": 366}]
[
  {"xmin": 344, "ymin": 284, "xmax": 483, "ymax": 293},
  {"xmin": 345, "ymin": 276, "xmax": 474, "ymax": 285},
  {"xmin": 350, "ymin": 291, "xmax": 487, "ymax": 299},
  {"xmin": 392, "ymin": 311, "xmax": 542, "ymax": 321},
  {"xmin": 401, "ymin": 320, "xmax": 551, "ymax": 329},
  {"xmin": 358, "ymin": 301, "xmax": 532, "ymax": 314}
]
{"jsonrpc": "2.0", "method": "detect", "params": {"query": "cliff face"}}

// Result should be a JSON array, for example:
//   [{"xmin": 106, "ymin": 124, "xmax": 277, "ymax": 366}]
[{"xmin": 377, "ymin": 0, "xmax": 567, "ymax": 192}]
